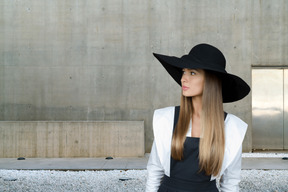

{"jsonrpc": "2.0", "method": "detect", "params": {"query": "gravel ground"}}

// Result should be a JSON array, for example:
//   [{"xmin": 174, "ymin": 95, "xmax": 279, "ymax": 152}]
[
  {"xmin": 242, "ymin": 153, "xmax": 288, "ymax": 158},
  {"xmin": 0, "ymin": 169, "xmax": 287, "ymax": 192},
  {"xmin": 1, "ymin": 153, "xmax": 287, "ymax": 192}
]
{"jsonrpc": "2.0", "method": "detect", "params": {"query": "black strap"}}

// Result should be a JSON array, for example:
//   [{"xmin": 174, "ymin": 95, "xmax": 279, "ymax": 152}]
[{"xmin": 173, "ymin": 106, "xmax": 180, "ymax": 130}]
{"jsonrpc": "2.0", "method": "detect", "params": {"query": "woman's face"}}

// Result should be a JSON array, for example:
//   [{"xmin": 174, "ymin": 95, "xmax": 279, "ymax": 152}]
[{"xmin": 181, "ymin": 68, "xmax": 205, "ymax": 97}]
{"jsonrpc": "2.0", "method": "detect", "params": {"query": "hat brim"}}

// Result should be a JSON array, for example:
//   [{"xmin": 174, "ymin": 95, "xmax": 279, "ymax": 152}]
[{"xmin": 153, "ymin": 53, "xmax": 250, "ymax": 103}]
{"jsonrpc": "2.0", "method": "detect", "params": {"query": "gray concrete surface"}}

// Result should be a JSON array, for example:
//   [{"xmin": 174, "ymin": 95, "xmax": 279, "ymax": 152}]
[
  {"xmin": 0, "ymin": 156, "xmax": 287, "ymax": 170},
  {"xmin": 0, "ymin": 121, "xmax": 144, "ymax": 158},
  {"xmin": 1, "ymin": 1, "xmax": 288, "ymax": 154}
]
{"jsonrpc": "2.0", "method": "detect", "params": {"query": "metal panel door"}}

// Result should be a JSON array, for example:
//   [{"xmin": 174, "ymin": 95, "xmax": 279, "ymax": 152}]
[
  {"xmin": 252, "ymin": 69, "xmax": 284, "ymax": 149},
  {"xmin": 284, "ymin": 69, "xmax": 288, "ymax": 149}
]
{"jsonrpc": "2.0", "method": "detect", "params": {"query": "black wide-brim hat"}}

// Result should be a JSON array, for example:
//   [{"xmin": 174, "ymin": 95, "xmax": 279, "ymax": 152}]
[{"xmin": 153, "ymin": 43, "xmax": 250, "ymax": 103}]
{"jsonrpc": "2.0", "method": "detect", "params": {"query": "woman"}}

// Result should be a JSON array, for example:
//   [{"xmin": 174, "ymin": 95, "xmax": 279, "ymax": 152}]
[{"xmin": 146, "ymin": 43, "xmax": 250, "ymax": 192}]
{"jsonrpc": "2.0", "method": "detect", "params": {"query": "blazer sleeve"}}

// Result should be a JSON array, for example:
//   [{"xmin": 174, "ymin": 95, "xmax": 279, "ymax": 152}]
[
  {"xmin": 219, "ymin": 145, "xmax": 242, "ymax": 192},
  {"xmin": 146, "ymin": 141, "xmax": 164, "ymax": 192}
]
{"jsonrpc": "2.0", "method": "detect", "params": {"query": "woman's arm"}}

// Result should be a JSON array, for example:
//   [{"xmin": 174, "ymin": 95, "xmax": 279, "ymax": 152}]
[
  {"xmin": 146, "ymin": 141, "xmax": 164, "ymax": 192},
  {"xmin": 220, "ymin": 146, "xmax": 242, "ymax": 192}
]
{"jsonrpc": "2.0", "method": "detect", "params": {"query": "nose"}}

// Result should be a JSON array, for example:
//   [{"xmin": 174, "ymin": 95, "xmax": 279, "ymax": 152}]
[{"xmin": 181, "ymin": 73, "xmax": 186, "ymax": 84}]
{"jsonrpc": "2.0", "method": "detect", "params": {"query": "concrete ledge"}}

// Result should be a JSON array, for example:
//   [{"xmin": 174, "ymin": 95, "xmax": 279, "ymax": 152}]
[
  {"xmin": 242, "ymin": 158, "xmax": 288, "ymax": 170},
  {"xmin": 0, "ymin": 157, "xmax": 149, "ymax": 170},
  {"xmin": 0, "ymin": 121, "xmax": 144, "ymax": 158},
  {"xmin": 0, "ymin": 157, "xmax": 287, "ymax": 170}
]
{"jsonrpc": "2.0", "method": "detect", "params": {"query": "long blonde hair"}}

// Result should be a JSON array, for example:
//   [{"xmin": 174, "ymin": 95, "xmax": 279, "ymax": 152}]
[{"xmin": 171, "ymin": 70, "xmax": 225, "ymax": 176}]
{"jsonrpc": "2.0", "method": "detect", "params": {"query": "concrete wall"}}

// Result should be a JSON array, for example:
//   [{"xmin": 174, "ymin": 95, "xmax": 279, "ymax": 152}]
[
  {"xmin": 0, "ymin": 121, "xmax": 144, "ymax": 157},
  {"xmin": 0, "ymin": 0, "xmax": 287, "ymax": 152}
]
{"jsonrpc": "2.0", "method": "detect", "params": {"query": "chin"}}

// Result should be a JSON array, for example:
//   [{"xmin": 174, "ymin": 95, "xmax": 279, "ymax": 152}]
[{"xmin": 182, "ymin": 93, "xmax": 193, "ymax": 97}]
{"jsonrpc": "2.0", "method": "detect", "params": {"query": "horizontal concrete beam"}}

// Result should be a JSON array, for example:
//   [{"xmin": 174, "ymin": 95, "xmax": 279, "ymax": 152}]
[{"xmin": 0, "ymin": 121, "xmax": 144, "ymax": 158}]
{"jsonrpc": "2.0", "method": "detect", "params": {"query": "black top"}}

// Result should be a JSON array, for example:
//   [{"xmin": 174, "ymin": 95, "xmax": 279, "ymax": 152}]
[
  {"xmin": 170, "ymin": 137, "xmax": 209, "ymax": 182},
  {"xmin": 170, "ymin": 106, "xmax": 211, "ymax": 182}
]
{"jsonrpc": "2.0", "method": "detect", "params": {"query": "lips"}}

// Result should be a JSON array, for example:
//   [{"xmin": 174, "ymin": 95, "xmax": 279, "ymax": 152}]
[{"xmin": 182, "ymin": 86, "xmax": 189, "ymax": 91}]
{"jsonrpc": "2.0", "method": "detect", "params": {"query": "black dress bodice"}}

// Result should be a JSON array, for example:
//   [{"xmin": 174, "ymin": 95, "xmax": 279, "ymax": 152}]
[{"xmin": 170, "ymin": 137, "xmax": 211, "ymax": 182}]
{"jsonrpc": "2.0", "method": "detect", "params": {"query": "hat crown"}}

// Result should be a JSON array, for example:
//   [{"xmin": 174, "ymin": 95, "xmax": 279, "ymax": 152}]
[{"xmin": 188, "ymin": 44, "xmax": 226, "ymax": 70}]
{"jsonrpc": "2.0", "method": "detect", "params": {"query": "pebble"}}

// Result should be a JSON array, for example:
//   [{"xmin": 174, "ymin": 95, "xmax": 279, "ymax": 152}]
[
  {"xmin": 3, "ymin": 178, "xmax": 17, "ymax": 181},
  {"xmin": 119, "ymin": 177, "xmax": 132, "ymax": 181},
  {"xmin": 0, "ymin": 169, "xmax": 287, "ymax": 191}
]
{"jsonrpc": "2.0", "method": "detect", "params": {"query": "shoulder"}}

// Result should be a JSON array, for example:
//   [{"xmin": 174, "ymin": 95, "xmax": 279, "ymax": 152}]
[
  {"xmin": 153, "ymin": 106, "xmax": 175, "ymax": 123},
  {"xmin": 152, "ymin": 106, "xmax": 176, "ymax": 134},
  {"xmin": 225, "ymin": 113, "xmax": 247, "ymax": 126},
  {"xmin": 154, "ymin": 106, "xmax": 175, "ymax": 116},
  {"xmin": 225, "ymin": 113, "xmax": 248, "ymax": 137}
]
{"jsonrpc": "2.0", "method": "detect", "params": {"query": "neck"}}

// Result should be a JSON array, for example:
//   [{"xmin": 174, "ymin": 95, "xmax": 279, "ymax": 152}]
[{"xmin": 192, "ymin": 96, "xmax": 202, "ymax": 117}]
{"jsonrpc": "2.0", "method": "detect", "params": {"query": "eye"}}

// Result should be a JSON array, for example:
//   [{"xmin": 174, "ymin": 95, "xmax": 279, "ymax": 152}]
[
  {"xmin": 182, "ymin": 70, "xmax": 196, "ymax": 76},
  {"xmin": 190, "ymin": 72, "xmax": 196, "ymax": 75}
]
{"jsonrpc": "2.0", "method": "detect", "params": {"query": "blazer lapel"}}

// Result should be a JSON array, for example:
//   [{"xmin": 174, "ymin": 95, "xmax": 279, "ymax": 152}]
[{"xmin": 153, "ymin": 106, "xmax": 175, "ymax": 176}]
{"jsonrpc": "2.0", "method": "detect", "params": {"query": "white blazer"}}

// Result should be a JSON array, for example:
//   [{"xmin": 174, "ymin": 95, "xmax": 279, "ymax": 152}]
[{"xmin": 146, "ymin": 106, "xmax": 247, "ymax": 192}]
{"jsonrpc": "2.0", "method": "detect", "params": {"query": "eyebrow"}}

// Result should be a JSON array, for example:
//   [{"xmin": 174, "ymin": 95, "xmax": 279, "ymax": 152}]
[{"xmin": 183, "ymin": 68, "xmax": 199, "ymax": 72}]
